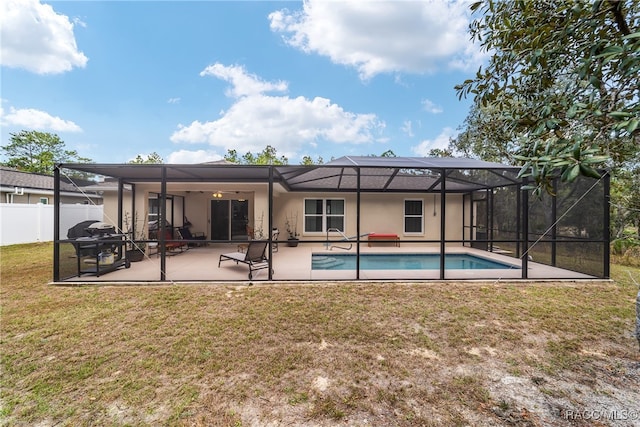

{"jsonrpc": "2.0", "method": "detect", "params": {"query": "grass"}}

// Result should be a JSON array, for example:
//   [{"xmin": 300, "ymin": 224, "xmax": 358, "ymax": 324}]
[{"xmin": 1, "ymin": 242, "xmax": 639, "ymax": 426}]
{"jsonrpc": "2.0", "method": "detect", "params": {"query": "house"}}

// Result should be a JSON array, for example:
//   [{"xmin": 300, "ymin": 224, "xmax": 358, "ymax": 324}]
[
  {"xmin": 0, "ymin": 166, "xmax": 102, "ymax": 205},
  {"xmin": 0, "ymin": 167, "xmax": 103, "ymax": 246},
  {"xmin": 52, "ymin": 156, "xmax": 610, "ymax": 283}
]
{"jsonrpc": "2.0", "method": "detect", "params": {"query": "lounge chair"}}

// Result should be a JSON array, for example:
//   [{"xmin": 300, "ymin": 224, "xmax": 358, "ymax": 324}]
[{"xmin": 218, "ymin": 240, "xmax": 271, "ymax": 280}]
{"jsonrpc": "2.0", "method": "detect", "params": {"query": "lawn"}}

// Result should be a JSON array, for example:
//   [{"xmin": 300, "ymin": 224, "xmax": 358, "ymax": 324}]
[{"xmin": 1, "ymin": 242, "xmax": 639, "ymax": 426}]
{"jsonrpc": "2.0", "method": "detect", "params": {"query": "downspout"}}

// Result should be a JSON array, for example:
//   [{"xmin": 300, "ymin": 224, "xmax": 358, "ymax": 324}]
[{"xmin": 53, "ymin": 165, "xmax": 61, "ymax": 282}]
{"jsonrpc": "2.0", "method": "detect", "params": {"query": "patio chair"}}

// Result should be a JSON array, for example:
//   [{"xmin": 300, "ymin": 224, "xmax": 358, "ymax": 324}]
[
  {"xmin": 177, "ymin": 226, "xmax": 206, "ymax": 247},
  {"xmin": 161, "ymin": 228, "xmax": 188, "ymax": 255},
  {"xmin": 218, "ymin": 240, "xmax": 271, "ymax": 280}
]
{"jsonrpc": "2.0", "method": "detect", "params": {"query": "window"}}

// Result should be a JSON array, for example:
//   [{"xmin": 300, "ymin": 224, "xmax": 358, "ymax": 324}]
[
  {"xmin": 304, "ymin": 199, "xmax": 345, "ymax": 233},
  {"xmin": 148, "ymin": 198, "xmax": 160, "ymax": 223},
  {"xmin": 404, "ymin": 199, "xmax": 423, "ymax": 234},
  {"xmin": 39, "ymin": 197, "xmax": 49, "ymax": 204}
]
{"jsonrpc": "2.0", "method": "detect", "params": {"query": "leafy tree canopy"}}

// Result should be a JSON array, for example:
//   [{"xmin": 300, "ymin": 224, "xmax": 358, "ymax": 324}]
[
  {"xmin": 128, "ymin": 152, "xmax": 164, "ymax": 164},
  {"xmin": 610, "ymin": 164, "xmax": 640, "ymax": 237},
  {"xmin": 301, "ymin": 155, "xmax": 324, "ymax": 165},
  {"xmin": 224, "ymin": 146, "xmax": 327, "ymax": 165},
  {"xmin": 224, "ymin": 145, "xmax": 288, "ymax": 165},
  {"xmin": 1, "ymin": 130, "xmax": 92, "ymax": 175},
  {"xmin": 427, "ymin": 148, "xmax": 455, "ymax": 158},
  {"xmin": 455, "ymin": 0, "xmax": 639, "ymax": 194}
]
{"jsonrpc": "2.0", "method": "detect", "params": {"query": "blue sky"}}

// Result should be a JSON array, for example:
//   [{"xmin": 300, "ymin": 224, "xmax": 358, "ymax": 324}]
[{"xmin": 1, "ymin": 0, "xmax": 486, "ymax": 165}]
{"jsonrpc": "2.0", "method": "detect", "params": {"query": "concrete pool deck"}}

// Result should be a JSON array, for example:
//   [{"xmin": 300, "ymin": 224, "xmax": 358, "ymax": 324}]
[{"xmin": 59, "ymin": 242, "xmax": 597, "ymax": 284}]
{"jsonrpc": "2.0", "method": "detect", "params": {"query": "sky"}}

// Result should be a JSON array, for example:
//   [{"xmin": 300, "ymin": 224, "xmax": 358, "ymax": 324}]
[{"xmin": 0, "ymin": 0, "xmax": 487, "ymax": 165}]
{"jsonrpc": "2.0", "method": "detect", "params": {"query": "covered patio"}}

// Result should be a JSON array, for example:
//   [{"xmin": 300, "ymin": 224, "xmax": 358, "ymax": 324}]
[
  {"xmin": 53, "ymin": 157, "xmax": 610, "ymax": 283},
  {"xmin": 59, "ymin": 243, "xmax": 596, "ymax": 283}
]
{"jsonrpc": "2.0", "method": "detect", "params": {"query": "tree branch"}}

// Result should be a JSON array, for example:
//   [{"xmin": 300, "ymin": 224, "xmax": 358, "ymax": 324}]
[{"xmin": 607, "ymin": 0, "xmax": 631, "ymax": 36}]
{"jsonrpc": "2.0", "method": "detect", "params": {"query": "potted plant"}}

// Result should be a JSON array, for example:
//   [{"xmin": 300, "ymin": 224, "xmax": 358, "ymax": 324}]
[
  {"xmin": 285, "ymin": 211, "xmax": 300, "ymax": 247},
  {"xmin": 124, "ymin": 211, "xmax": 147, "ymax": 262}
]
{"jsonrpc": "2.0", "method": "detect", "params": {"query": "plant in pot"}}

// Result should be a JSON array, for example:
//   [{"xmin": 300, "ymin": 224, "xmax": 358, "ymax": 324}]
[
  {"xmin": 285, "ymin": 211, "xmax": 300, "ymax": 247},
  {"xmin": 124, "ymin": 211, "xmax": 147, "ymax": 262}
]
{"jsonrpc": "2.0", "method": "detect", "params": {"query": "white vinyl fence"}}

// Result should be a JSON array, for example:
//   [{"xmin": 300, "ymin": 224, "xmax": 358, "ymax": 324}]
[{"xmin": 0, "ymin": 203, "xmax": 104, "ymax": 246}]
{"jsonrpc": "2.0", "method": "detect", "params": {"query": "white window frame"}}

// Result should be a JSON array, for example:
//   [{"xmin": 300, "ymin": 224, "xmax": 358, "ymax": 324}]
[
  {"xmin": 403, "ymin": 199, "xmax": 424, "ymax": 234},
  {"xmin": 303, "ymin": 198, "xmax": 345, "ymax": 233},
  {"xmin": 39, "ymin": 197, "xmax": 49, "ymax": 205}
]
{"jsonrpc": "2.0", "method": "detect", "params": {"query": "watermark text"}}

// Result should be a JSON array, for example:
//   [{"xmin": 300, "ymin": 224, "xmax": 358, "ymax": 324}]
[{"xmin": 564, "ymin": 409, "xmax": 639, "ymax": 421}]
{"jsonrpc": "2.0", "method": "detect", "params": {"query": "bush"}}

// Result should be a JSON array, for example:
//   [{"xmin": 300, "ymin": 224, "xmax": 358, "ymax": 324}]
[
  {"xmin": 611, "ymin": 237, "xmax": 640, "ymax": 267},
  {"xmin": 621, "ymin": 246, "xmax": 640, "ymax": 268},
  {"xmin": 611, "ymin": 237, "xmax": 640, "ymax": 256}
]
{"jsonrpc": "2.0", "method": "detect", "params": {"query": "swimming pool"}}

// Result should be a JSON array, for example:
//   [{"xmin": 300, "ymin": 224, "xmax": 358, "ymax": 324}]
[{"xmin": 311, "ymin": 253, "xmax": 518, "ymax": 270}]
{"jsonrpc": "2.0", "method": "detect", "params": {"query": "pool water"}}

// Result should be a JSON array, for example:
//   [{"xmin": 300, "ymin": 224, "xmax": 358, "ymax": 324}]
[{"xmin": 311, "ymin": 253, "xmax": 518, "ymax": 270}]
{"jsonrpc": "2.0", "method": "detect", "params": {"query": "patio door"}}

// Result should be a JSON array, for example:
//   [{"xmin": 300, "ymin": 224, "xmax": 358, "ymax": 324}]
[{"xmin": 210, "ymin": 199, "xmax": 249, "ymax": 241}]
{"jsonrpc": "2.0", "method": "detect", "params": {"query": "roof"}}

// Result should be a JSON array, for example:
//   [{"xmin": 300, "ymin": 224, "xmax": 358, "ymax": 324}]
[
  {"xmin": 59, "ymin": 156, "xmax": 521, "ymax": 193},
  {"xmin": 0, "ymin": 166, "xmax": 95, "ymax": 194}
]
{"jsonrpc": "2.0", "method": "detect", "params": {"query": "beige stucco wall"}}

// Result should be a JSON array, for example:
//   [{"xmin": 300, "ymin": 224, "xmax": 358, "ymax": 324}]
[
  {"xmin": 272, "ymin": 192, "xmax": 465, "ymax": 242},
  {"xmin": 101, "ymin": 183, "xmax": 467, "ymax": 243}
]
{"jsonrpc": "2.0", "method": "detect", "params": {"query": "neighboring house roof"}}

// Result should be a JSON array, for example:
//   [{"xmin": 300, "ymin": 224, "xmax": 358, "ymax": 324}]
[
  {"xmin": 58, "ymin": 156, "xmax": 522, "ymax": 193},
  {"xmin": 0, "ymin": 166, "xmax": 100, "ymax": 197}
]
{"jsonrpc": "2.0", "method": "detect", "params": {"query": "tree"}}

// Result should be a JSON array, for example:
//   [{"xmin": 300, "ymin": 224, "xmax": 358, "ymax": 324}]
[
  {"xmin": 128, "ymin": 152, "xmax": 163, "ymax": 164},
  {"xmin": 224, "ymin": 145, "xmax": 288, "ymax": 165},
  {"xmin": 455, "ymin": 0, "xmax": 639, "ymax": 194},
  {"xmin": 301, "ymin": 155, "xmax": 324, "ymax": 165},
  {"xmin": 427, "ymin": 148, "xmax": 454, "ymax": 158},
  {"xmin": 1, "ymin": 130, "xmax": 92, "ymax": 174},
  {"xmin": 450, "ymin": 103, "xmax": 521, "ymax": 163},
  {"xmin": 610, "ymin": 165, "xmax": 640, "ymax": 238}
]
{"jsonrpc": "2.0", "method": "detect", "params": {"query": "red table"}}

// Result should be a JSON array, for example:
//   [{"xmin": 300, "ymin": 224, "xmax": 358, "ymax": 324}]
[{"xmin": 367, "ymin": 233, "xmax": 400, "ymax": 247}]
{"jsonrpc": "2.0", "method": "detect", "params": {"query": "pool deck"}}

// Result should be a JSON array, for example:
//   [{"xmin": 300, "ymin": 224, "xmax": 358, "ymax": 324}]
[{"xmin": 59, "ymin": 242, "xmax": 597, "ymax": 284}]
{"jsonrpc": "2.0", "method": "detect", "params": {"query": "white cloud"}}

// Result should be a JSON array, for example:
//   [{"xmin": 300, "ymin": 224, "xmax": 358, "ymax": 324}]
[
  {"xmin": 0, "ymin": 0, "xmax": 88, "ymax": 74},
  {"xmin": 167, "ymin": 97, "xmax": 181, "ymax": 104},
  {"xmin": 200, "ymin": 63, "xmax": 288, "ymax": 98},
  {"xmin": 166, "ymin": 149, "xmax": 223, "ymax": 164},
  {"xmin": 171, "ymin": 64, "xmax": 384, "ymax": 157},
  {"xmin": 422, "ymin": 99, "xmax": 443, "ymax": 114},
  {"xmin": 0, "ymin": 104, "xmax": 82, "ymax": 132},
  {"xmin": 401, "ymin": 120, "xmax": 414, "ymax": 137},
  {"xmin": 411, "ymin": 127, "xmax": 457, "ymax": 156},
  {"xmin": 269, "ymin": 0, "xmax": 484, "ymax": 80}
]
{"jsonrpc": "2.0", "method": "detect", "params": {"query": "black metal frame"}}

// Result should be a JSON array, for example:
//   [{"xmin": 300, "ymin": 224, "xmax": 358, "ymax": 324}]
[{"xmin": 53, "ymin": 161, "xmax": 610, "ymax": 282}]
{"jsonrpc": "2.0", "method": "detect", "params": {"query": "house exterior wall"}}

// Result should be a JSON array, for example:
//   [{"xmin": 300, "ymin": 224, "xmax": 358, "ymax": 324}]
[
  {"xmin": 272, "ymin": 191, "xmax": 465, "ymax": 243},
  {"xmin": 100, "ymin": 184, "xmax": 270, "ymax": 240},
  {"xmin": 97, "ymin": 183, "xmax": 466, "ymax": 244},
  {"xmin": 183, "ymin": 191, "xmax": 213, "ymax": 237},
  {"xmin": 1, "ymin": 190, "xmax": 91, "ymax": 205}
]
